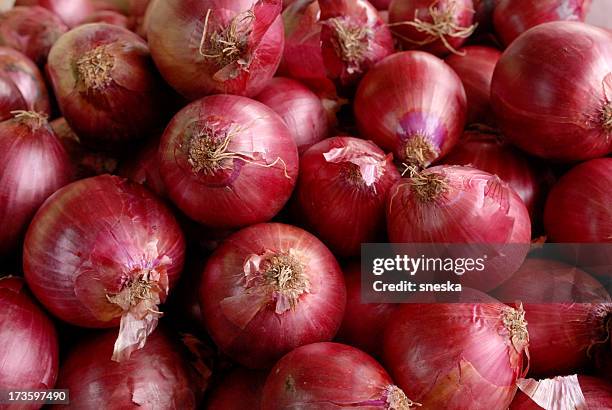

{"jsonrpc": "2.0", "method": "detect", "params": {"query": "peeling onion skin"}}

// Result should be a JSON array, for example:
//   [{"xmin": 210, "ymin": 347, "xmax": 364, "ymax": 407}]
[
  {"xmin": 159, "ymin": 95, "xmax": 298, "ymax": 229},
  {"xmin": 354, "ymin": 51, "xmax": 466, "ymax": 168},
  {"xmin": 491, "ymin": 22, "xmax": 612, "ymax": 162},
  {"xmin": 200, "ymin": 223, "xmax": 346, "ymax": 369},
  {"xmin": 0, "ymin": 277, "xmax": 59, "ymax": 405},
  {"xmin": 47, "ymin": 23, "xmax": 169, "ymax": 150},
  {"xmin": 262, "ymin": 342, "xmax": 416, "ymax": 410},
  {"xmin": 15, "ymin": 0, "xmax": 95, "ymax": 28},
  {"xmin": 205, "ymin": 368, "xmax": 267, "ymax": 410},
  {"xmin": 52, "ymin": 329, "xmax": 210, "ymax": 410},
  {"xmin": 147, "ymin": 0, "xmax": 284, "ymax": 100},
  {"xmin": 0, "ymin": 112, "xmax": 72, "ymax": 257},
  {"xmin": 494, "ymin": 0, "xmax": 590, "ymax": 46},
  {"xmin": 23, "ymin": 175, "xmax": 185, "ymax": 361},
  {"xmin": 0, "ymin": 6, "xmax": 68, "ymax": 66},
  {"xmin": 294, "ymin": 136, "xmax": 400, "ymax": 257}
]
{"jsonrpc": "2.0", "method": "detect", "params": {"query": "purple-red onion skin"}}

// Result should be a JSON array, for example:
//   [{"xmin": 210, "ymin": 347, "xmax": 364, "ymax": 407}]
[
  {"xmin": 354, "ymin": 51, "xmax": 466, "ymax": 167},
  {"xmin": 200, "ymin": 223, "xmax": 346, "ymax": 369},
  {"xmin": 83, "ymin": 10, "xmax": 130, "ymax": 28},
  {"xmin": 0, "ymin": 113, "xmax": 72, "ymax": 256},
  {"xmin": 205, "ymin": 368, "xmax": 267, "ymax": 410},
  {"xmin": 47, "ymin": 23, "xmax": 168, "ymax": 150},
  {"xmin": 494, "ymin": 0, "xmax": 590, "ymax": 46},
  {"xmin": 0, "ymin": 6, "xmax": 68, "ymax": 66},
  {"xmin": 147, "ymin": 0, "xmax": 284, "ymax": 100},
  {"xmin": 295, "ymin": 136, "xmax": 400, "ymax": 257},
  {"xmin": 159, "ymin": 95, "xmax": 298, "ymax": 229},
  {"xmin": 15, "ymin": 0, "xmax": 96, "ymax": 28},
  {"xmin": 254, "ymin": 77, "xmax": 329, "ymax": 154},
  {"xmin": 445, "ymin": 46, "xmax": 501, "ymax": 125},
  {"xmin": 0, "ymin": 47, "xmax": 51, "ymax": 115},
  {"xmin": 491, "ymin": 22, "xmax": 612, "ymax": 161},
  {"xmin": 52, "ymin": 329, "xmax": 209, "ymax": 409},
  {"xmin": 0, "ymin": 277, "xmax": 59, "ymax": 400},
  {"xmin": 370, "ymin": 0, "xmax": 391, "ymax": 10},
  {"xmin": 0, "ymin": 73, "xmax": 27, "ymax": 121}
]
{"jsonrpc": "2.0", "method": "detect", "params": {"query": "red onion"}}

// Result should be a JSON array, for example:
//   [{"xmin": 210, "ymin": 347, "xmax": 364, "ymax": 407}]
[
  {"xmin": 0, "ymin": 6, "xmax": 68, "ymax": 66},
  {"xmin": 294, "ymin": 136, "xmax": 400, "ymax": 257},
  {"xmin": 23, "ymin": 175, "xmax": 186, "ymax": 362},
  {"xmin": 384, "ymin": 303, "xmax": 529, "ymax": 409},
  {"xmin": 441, "ymin": 129, "xmax": 552, "ymax": 223},
  {"xmin": 83, "ymin": 10, "xmax": 130, "ymax": 28},
  {"xmin": 472, "ymin": 0, "xmax": 499, "ymax": 30},
  {"xmin": 200, "ymin": 223, "xmax": 346, "ymax": 368},
  {"xmin": 445, "ymin": 46, "xmax": 501, "ymax": 125},
  {"xmin": 0, "ymin": 47, "xmax": 51, "ymax": 115},
  {"xmin": 511, "ymin": 375, "xmax": 612, "ymax": 409},
  {"xmin": 0, "ymin": 111, "xmax": 72, "ymax": 256},
  {"xmin": 494, "ymin": 0, "xmax": 590, "ymax": 46},
  {"xmin": 262, "ymin": 342, "xmax": 417, "ymax": 409},
  {"xmin": 205, "ymin": 368, "xmax": 267, "ymax": 409},
  {"xmin": 159, "ymin": 95, "xmax": 298, "ymax": 229},
  {"xmin": 491, "ymin": 22, "xmax": 612, "ymax": 161},
  {"xmin": 388, "ymin": 0, "xmax": 476, "ymax": 56},
  {"xmin": 494, "ymin": 258, "xmax": 611, "ymax": 376},
  {"xmin": 147, "ymin": 0, "xmax": 284, "ymax": 99},
  {"xmin": 371, "ymin": 0, "xmax": 391, "ymax": 10},
  {"xmin": 337, "ymin": 264, "xmax": 397, "ymax": 358},
  {"xmin": 47, "ymin": 23, "xmax": 168, "ymax": 150},
  {"xmin": 52, "ymin": 328, "xmax": 210, "ymax": 409},
  {"xmin": 119, "ymin": 136, "xmax": 166, "ymax": 198},
  {"xmin": 0, "ymin": 277, "xmax": 58, "ymax": 394},
  {"xmin": 387, "ymin": 165, "xmax": 531, "ymax": 290},
  {"xmin": 355, "ymin": 51, "xmax": 466, "ymax": 167},
  {"xmin": 0, "ymin": 72, "xmax": 27, "ymax": 121},
  {"xmin": 15, "ymin": 0, "xmax": 95, "ymax": 28},
  {"xmin": 254, "ymin": 77, "xmax": 329, "ymax": 154}
]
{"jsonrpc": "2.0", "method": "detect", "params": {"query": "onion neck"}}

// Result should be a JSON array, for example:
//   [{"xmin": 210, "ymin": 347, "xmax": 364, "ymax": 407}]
[
  {"xmin": 328, "ymin": 17, "xmax": 371, "ymax": 67},
  {"xmin": 76, "ymin": 45, "xmax": 114, "ymax": 90},
  {"xmin": 261, "ymin": 252, "xmax": 310, "ymax": 313},
  {"xmin": 187, "ymin": 123, "xmax": 238, "ymax": 175},
  {"xmin": 404, "ymin": 133, "xmax": 439, "ymax": 169},
  {"xmin": 409, "ymin": 170, "xmax": 449, "ymax": 202},
  {"xmin": 384, "ymin": 385, "xmax": 421, "ymax": 409},
  {"xmin": 502, "ymin": 304, "xmax": 529, "ymax": 354},
  {"xmin": 11, "ymin": 110, "xmax": 48, "ymax": 130},
  {"xmin": 198, "ymin": 9, "xmax": 254, "ymax": 69}
]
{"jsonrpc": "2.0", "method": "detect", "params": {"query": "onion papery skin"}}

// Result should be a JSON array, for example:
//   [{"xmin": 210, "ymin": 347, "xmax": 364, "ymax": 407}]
[
  {"xmin": 441, "ymin": 130, "xmax": 550, "ymax": 223},
  {"xmin": 0, "ymin": 112, "xmax": 72, "ymax": 257},
  {"xmin": 388, "ymin": 0, "xmax": 476, "ymax": 56},
  {"xmin": 52, "ymin": 328, "xmax": 210, "ymax": 409},
  {"xmin": 384, "ymin": 303, "xmax": 529, "ymax": 409},
  {"xmin": 0, "ymin": 6, "xmax": 68, "ymax": 66},
  {"xmin": 510, "ymin": 375, "xmax": 612, "ymax": 409},
  {"xmin": 494, "ymin": 0, "xmax": 590, "ymax": 46},
  {"xmin": 262, "ymin": 342, "xmax": 416, "ymax": 410},
  {"xmin": 386, "ymin": 165, "xmax": 531, "ymax": 291},
  {"xmin": 119, "ymin": 137, "xmax": 166, "ymax": 198},
  {"xmin": 445, "ymin": 46, "xmax": 501, "ymax": 125},
  {"xmin": 0, "ymin": 47, "xmax": 51, "ymax": 115},
  {"xmin": 23, "ymin": 175, "xmax": 186, "ymax": 362},
  {"xmin": 0, "ymin": 277, "xmax": 59, "ymax": 403},
  {"xmin": 491, "ymin": 22, "xmax": 612, "ymax": 161},
  {"xmin": 0, "ymin": 72, "xmax": 27, "ymax": 121},
  {"xmin": 294, "ymin": 136, "xmax": 400, "ymax": 257},
  {"xmin": 337, "ymin": 265, "xmax": 397, "ymax": 358},
  {"xmin": 354, "ymin": 51, "xmax": 466, "ymax": 168},
  {"xmin": 205, "ymin": 368, "xmax": 267, "ymax": 409},
  {"xmin": 83, "ymin": 10, "xmax": 130, "ymax": 28},
  {"xmin": 147, "ymin": 0, "xmax": 284, "ymax": 100},
  {"xmin": 493, "ymin": 258, "xmax": 611, "ymax": 376},
  {"xmin": 159, "ymin": 95, "xmax": 298, "ymax": 229},
  {"xmin": 254, "ymin": 77, "xmax": 329, "ymax": 154},
  {"xmin": 318, "ymin": 0, "xmax": 394, "ymax": 89},
  {"xmin": 47, "ymin": 23, "xmax": 168, "ymax": 150},
  {"xmin": 200, "ymin": 223, "xmax": 346, "ymax": 369},
  {"xmin": 15, "ymin": 0, "xmax": 95, "ymax": 28}
]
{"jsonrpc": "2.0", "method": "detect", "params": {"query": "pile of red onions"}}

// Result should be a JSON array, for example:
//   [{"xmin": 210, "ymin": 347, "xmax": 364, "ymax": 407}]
[
  {"xmin": 199, "ymin": 223, "xmax": 346, "ymax": 368},
  {"xmin": 388, "ymin": 0, "xmax": 476, "ymax": 56},
  {"xmin": 23, "ymin": 175, "xmax": 185, "ymax": 362},
  {"xmin": 54, "ymin": 328, "xmax": 210, "ymax": 408},
  {"xmin": 445, "ymin": 46, "xmax": 501, "ymax": 125},
  {"xmin": 294, "ymin": 136, "xmax": 400, "ymax": 257},
  {"xmin": 47, "ymin": 23, "xmax": 168, "ymax": 149},
  {"xmin": 384, "ymin": 303, "xmax": 529, "ymax": 409},
  {"xmin": 254, "ymin": 77, "xmax": 329, "ymax": 154},
  {"xmin": 0, "ymin": 47, "xmax": 50, "ymax": 115},
  {"xmin": 15, "ymin": 0, "xmax": 95, "ymax": 28},
  {"xmin": 0, "ymin": 277, "xmax": 58, "ymax": 394},
  {"xmin": 0, "ymin": 6, "xmax": 68, "ymax": 65},
  {"xmin": 0, "ymin": 111, "xmax": 72, "ymax": 256},
  {"xmin": 147, "ymin": 0, "xmax": 284, "ymax": 99},
  {"xmin": 494, "ymin": 0, "xmax": 591, "ymax": 46},
  {"xmin": 159, "ymin": 95, "xmax": 298, "ymax": 229},
  {"xmin": 205, "ymin": 368, "xmax": 267, "ymax": 409},
  {"xmin": 355, "ymin": 51, "xmax": 467, "ymax": 167},
  {"xmin": 262, "ymin": 342, "xmax": 418, "ymax": 409},
  {"xmin": 491, "ymin": 22, "xmax": 612, "ymax": 161}
]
